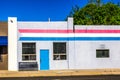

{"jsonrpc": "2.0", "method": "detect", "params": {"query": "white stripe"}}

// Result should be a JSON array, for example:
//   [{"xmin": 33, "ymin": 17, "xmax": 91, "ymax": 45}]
[
  {"xmin": 19, "ymin": 33, "xmax": 120, "ymax": 37},
  {"xmin": 75, "ymin": 33, "xmax": 120, "ymax": 37},
  {"xmin": 20, "ymin": 33, "xmax": 74, "ymax": 37}
]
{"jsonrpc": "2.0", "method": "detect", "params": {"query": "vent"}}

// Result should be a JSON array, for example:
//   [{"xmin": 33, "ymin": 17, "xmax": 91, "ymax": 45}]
[{"xmin": 100, "ymin": 44, "xmax": 105, "ymax": 49}]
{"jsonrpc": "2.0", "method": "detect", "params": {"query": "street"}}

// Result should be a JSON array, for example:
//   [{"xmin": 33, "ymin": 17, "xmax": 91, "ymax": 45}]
[{"xmin": 1, "ymin": 75, "xmax": 120, "ymax": 80}]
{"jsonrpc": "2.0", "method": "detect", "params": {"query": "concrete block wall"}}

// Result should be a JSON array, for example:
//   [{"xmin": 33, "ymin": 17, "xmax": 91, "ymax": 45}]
[
  {"xmin": 74, "ymin": 25, "xmax": 120, "ymax": 69},
  {"xmin": 17, "ymin": 18, "xmax": 72, "ymax": 70}
]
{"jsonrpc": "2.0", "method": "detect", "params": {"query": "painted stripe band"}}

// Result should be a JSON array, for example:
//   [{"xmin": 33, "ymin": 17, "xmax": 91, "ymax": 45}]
[
  {"xmin": 19, "ymin": 29, "xmax": 120, "ymax": 33},
  {"xmin": 19, "ymin": 37, "xmax": 120, "ymax": 41},
  {"xmin": 20, "ymin": 33, "xmax": 120, "ymax": 37}
]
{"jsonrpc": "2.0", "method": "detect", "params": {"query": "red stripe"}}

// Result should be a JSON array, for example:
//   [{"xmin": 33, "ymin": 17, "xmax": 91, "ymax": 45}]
[
  {"xmin": 19, "ymin": 29, "xmax": 120, "ymax": 33},
  {"xmin": 19, "ymin": 29, "xmax": 73, "ymax": 33},
  {"xmin": 75, "ymin": 30, "xmax": 120, "ymax": 33}
]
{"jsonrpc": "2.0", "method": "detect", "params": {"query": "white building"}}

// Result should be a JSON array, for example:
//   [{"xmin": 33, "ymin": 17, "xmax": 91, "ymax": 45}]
[{"xmin": 8, "ymin": 17, "xmax": 120, "ymax": 71}]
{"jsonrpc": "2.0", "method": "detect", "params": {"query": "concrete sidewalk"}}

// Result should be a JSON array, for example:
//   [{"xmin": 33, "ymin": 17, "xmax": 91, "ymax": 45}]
[{"xmin": 1, "ymin": 69, "xmax": 120, "ymax": 77}]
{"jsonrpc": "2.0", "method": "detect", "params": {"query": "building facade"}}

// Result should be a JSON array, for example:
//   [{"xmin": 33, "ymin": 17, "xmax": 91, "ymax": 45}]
[
  {"xmin": 0, "ymin": 22, "xmax": 8, "ymax": 70},
  {"xmin": 8, "ymin": 17, "xmax": 120, "ymax": 71}
]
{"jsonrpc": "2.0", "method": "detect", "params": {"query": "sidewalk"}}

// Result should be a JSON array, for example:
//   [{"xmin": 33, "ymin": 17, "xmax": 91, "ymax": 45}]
[{"xmin": 1, "ymin": 69, "xmax": 120, "ymax": 77}]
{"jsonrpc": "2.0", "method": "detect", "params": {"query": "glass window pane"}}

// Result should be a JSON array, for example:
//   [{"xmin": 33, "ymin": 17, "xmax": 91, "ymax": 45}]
[
  {"xmin": 30, "ymin": 55, "xmax": 36, "ymax": 60},
  {"xmin": 96, "ymin": 49, "xmax": 109, "ymax": 58},
  {"xmin": 22, "ymin": 55, "xmax": 29, "ymax": 60},
  {"xmin": 96, "ymin": 50, "xmax": 103, "ymax": 57},
  {"xmin": 53, "ymin": 42, "xmax": 66, "ymax": 54},
  {"xmin": 104, "ymin": 50, "xmax": 109, "ymax": 57},
  {"xmin": 60, "ymin": 55, "xmax": 66, "ymax": 60},
  {"xmin": 53, "ymin": 55, "xmax": 60, "ymax": 60}
]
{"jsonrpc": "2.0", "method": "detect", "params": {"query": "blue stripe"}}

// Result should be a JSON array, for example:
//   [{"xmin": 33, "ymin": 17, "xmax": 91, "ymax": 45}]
[{"xmin": 19, "ymin": 37, "xmax": 120, "ymax": 41}]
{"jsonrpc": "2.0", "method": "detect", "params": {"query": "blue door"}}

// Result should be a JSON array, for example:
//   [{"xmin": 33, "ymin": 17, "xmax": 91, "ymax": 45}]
[{"xmin": 40, "ymin": 50, "xmax": 49, "ymax": 70}]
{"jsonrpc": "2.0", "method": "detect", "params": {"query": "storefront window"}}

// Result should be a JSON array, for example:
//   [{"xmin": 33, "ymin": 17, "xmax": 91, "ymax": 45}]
[
  {"xmin": 53, "ymin": 42, "xmax": 66, "ymax": 60},
  {"xmin": 22, "ymin": 43, "xmax": 36, "ymax": 61}
]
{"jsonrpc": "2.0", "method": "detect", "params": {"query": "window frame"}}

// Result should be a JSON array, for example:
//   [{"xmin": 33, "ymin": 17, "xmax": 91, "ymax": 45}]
[
  {"xmin": 53, "ymin": 42, "xmax": 67, "ymax": 60},
  {"xmin": 22, "ymin": 43, "xmax": 36, "ymax": 61},
  {"xmin": 96, "ymin": 49, "xmax": 110, "ymax": 58}
]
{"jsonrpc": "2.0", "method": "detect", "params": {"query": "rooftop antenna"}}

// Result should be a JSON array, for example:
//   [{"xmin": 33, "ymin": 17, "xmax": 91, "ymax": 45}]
[{"xmin": 48, "ymin": 18, "xmax": 50, "ymax": 22}]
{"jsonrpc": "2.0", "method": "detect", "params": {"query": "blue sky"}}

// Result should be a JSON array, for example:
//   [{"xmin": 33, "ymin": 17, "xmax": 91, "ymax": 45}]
[{"xmin": 0, "ymin": 0, "xmax": 120, "ymax": 21}]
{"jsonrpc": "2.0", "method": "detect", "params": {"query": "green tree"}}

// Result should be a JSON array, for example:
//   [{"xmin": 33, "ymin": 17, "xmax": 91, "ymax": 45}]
[
  {"xmin": 89, "ymin": 0, "xmax": 102, "ymax": 7},
  {"xmin": 69, "ymin": 3, "xmax": 120, "ymax": 25}
]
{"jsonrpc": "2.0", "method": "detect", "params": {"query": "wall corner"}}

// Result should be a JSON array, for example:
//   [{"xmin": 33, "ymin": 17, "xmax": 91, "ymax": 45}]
[
  {"xmin": 67, "ymin": 17, "xmax": 74, "ymax": 30},
  {"xmin": 8, "ymin": 17, "xmax": 18, "ymax": 71}
]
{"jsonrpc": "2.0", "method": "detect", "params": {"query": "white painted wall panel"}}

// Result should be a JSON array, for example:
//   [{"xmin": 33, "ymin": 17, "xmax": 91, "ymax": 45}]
[
  {"xmin": 17, "ymin": 19, "xmax": 71, "ymax": 70},
  {"xmin": 17, "ymin": 22, "xmax": 67, "ymax": 29},
  {"xmin": 74, "ymin": 41, "xmax": 120, "ymax": 69},
  {"xmin": 8, "ymin": 17, "xmax": 18, "ymax": 71},
  {"xmin": 17, "ymin": 41, "xmax": 68, "ymax": 70}
]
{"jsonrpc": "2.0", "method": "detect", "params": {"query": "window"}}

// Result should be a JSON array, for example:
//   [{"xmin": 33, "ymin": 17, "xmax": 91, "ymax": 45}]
[
  {"xmin": 53, "ymin": 42, "xmax": 66, "ymax": 60},
  {"xmin": 22, "ymin": 43, "xmax": 36, "ymax": 61},
  {"xmin": 96, "ymin": 49, "xmax": 109, "ymax": 58},
  {"xmin": 0, "ymin": 46, "xmax": 7, "ymax": 54},
  {"xmin": 0, "ymin": 46, "xmax": 7, "ymax": 62}
]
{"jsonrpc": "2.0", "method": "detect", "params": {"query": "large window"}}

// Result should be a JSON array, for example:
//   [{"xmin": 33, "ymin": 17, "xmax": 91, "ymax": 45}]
[
  {"xmin": 96, "ymin": 49, "xmax": 109, "ymax": 58},
  {"xmin": 53, "ymin": 42, "xmax": 66, "ymax": 60},
  {"xmin": 22, "ymin": 43, "xmax": 36, "ymax": 61}
]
